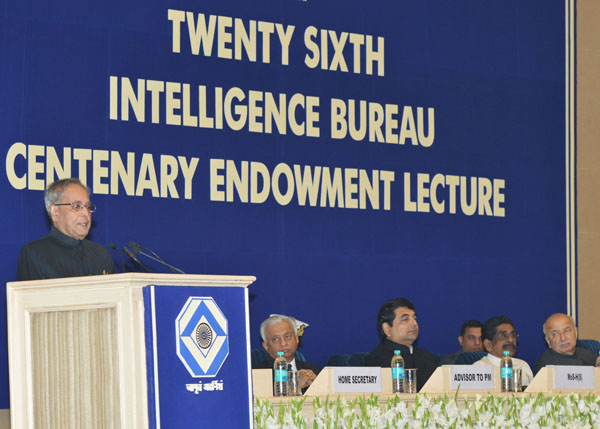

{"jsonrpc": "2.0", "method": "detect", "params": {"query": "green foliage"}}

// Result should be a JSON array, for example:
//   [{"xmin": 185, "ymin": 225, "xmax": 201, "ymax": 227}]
[{"xmin": 254, "ymin": 392, "xmax": 600, "ymax": 428}]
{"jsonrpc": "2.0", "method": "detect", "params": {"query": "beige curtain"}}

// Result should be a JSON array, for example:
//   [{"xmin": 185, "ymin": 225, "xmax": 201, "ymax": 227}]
[{"xmin": 30, "ymin": 308, "xmax": 121, "ymax": 428}]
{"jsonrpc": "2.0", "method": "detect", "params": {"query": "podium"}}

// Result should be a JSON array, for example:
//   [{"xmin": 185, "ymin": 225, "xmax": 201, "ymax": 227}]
[{"xmin": 7, "ymin": 273, "xmax": 256, "ymax": 428}]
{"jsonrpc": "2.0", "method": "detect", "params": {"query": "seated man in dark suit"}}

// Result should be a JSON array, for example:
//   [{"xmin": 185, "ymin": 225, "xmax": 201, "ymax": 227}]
[
  {"xmin": 364, "ymin": 298, "xmax": 438, "ymax": 391},
  {"xmin": 439, "ymin": 320, "xmax": 483, "ymax": 365},
  {"xmin": 253, "ymin": 315, "xmax": 321, "ymax": 389},
  {"xmin": 534, "ymin": 313, "xmax": 597, "ymax": 374}
]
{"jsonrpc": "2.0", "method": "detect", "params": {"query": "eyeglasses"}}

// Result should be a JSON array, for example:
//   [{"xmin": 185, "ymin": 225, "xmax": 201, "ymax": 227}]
[
  {"xmin": 494, "ymin": 331, "xmax": 519, "ymax": 341},
  {"xmin": 54, "ymin": 201, "xmax": 97, "ymax": 213}
]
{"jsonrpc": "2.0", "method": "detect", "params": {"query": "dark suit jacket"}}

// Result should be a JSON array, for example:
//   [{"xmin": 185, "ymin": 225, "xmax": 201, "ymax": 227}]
[
  {"xmin": 364, "ymin": 339, "xmax": 438, "ymax": 392},
  {"xmin": 253, "ymin": 358, "xmax": 321, "ymax": 394},
  {"xmin": 17, "ymin": 226, "xmax": 116, "ymax": 280},
  {"xmin": 533, "ymin": 347, "xmax": 597, "ymax": 375},
  {"xmin": 439, "ymin": 351, "xmax": 460, "ymax": 365},
  {"xmin": 253, "ymin": 358, "xmax": 321, "ymax": 374}
]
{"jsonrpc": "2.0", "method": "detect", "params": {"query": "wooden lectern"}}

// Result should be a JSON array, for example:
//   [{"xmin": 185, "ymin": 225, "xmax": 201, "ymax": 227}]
[{"xmin": 7, "ymin": 273, "xmax": 255, "ymax": 428}]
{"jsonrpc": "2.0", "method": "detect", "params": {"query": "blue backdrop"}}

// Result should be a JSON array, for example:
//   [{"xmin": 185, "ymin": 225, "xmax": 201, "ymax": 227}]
[{"xmin": 1, "ymin": 0, "xmax": 571, "ymax": 410}]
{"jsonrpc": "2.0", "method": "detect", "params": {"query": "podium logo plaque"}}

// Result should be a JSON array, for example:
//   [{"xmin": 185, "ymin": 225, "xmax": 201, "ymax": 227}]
[{"xmin": 176, "ymin": 297, "xmax": 229, "ymax": 377}]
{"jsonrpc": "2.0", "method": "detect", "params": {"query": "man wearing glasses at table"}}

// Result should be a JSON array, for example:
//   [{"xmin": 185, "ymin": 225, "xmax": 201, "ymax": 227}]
[
  {"xmin": 473, "ymin": 315, "xmax": 534, "ymax": 386},
  {"xmin": 17, "ymin": 178, "xmax": 115, "ymax": 281}
]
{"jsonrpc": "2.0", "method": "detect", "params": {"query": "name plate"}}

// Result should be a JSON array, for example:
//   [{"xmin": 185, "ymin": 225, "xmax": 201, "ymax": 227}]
[
  {"xmin": 450, "ymin": 365, "xmax": 495, "ymax": 390},
  {"xmin": 553, "ymin": 366, "xmax": 595, "ymax": 390},
  {"xmin": 333, "ymin": 367, "xmax": 382, "ymax": 393}
]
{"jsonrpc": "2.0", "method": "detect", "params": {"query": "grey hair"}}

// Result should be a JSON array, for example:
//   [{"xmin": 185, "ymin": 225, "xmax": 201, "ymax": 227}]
[
  {"xmin": 260, "ymin": 315, "xmax": 297, "ymax": 342},
  {"xmin": 542, "ymin": 313, "xmax": 575, "ymax": 337},
  {"xmin": 44, "ymin": 178, "xmax": 89, "ymax": 215}
]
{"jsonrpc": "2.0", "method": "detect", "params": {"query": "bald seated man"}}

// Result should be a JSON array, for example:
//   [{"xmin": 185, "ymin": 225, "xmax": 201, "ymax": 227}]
[{"xmin": 533, "ymin": 313, "xmax": 597, "ymax": 375}]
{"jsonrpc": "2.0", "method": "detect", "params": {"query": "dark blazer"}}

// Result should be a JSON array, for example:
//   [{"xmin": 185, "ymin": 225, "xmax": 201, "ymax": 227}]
[
  {"xmin": 253, "ymin": 358, "xmax": 321, "ymax": 375},
  {"xmin": 364, "ymin": 339, "xmax": 438, "ymax": 392},
  {"xmin": 17, "ymin": 226, "xmax": 116, "ymax": 280},
  {"xmin": 253, "ymin": 358, "xmax": 321, "ymax": 394},
  {"xmin": 533, "ymin": 347, "xmax": 597, "ymax": 375}
]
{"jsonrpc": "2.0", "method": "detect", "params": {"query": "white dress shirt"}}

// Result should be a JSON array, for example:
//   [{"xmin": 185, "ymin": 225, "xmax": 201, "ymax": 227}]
[{"xmin": 473, "ymin": 353, "xmax": 534, "ymax": 385}]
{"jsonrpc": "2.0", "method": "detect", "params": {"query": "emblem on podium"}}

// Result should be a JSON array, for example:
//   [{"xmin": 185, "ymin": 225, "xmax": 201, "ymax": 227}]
[{"xmin": 176, "ymin": 297, "xmax": 229, "ymax": 377}]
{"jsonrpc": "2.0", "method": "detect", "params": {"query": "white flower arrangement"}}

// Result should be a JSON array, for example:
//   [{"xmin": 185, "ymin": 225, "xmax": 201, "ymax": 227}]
[{"xmin": 254, "ymin": 393, "xmax": 600, "ymax": 428}]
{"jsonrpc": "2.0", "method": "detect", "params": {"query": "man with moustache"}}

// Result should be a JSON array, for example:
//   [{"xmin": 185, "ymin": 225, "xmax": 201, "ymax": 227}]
[
  {"xmin": 364, "ymin": 298, "xmax": 438, "ymax": 391},
  {"xmin": 253, "ymin": 315, "xmax": 321, "ymax": 389},
  {"xmin": 473, "ymin": 315, "xmax": 534, "ymax": 386},
  {"xmin": 17, "ymin": 178, "xmax": 115, "ymax": 280},
  {"xmin": 533, "ymin": 313, "xmax": 597, "ymax": 375}
]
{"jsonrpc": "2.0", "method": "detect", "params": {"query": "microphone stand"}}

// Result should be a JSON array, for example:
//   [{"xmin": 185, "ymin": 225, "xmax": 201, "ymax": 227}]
[
  {"xmin": 122, "ymin": 246, "xmax": 151, "ymax": 272},
  {"xmin": 128, "ymin": 241, "xmax": 186, "ymax": 274},
  {"xmin": 138, "ymin": 250, "xmax": 186, "ymax": 274},
  {"xmin": 108, "ymin": 242, "xmax": 126, "ymax": 273}
]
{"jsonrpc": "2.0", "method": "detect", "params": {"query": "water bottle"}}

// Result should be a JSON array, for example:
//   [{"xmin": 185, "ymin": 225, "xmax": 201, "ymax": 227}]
[
  {"xmin": 391, "ymin": 350, "xmax": 405, "ymax": 393},
  {"xmin": 500, "ymin": 350, "xmax": 513, "ymax": 392},
  {"xmin": 273, "ymin": 351, "xmax": 288, "ymax": 396},
  {"xmin": 595, "ymin": 351, "xmax": 600, "ymax": 367}
]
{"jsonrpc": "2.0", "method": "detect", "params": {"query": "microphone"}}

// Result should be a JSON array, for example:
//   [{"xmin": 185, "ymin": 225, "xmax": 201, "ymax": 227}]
[
  {"xmin": 128, "ymin": 241, "xmax": 186, "ymax": 274},
  {"xmin": 128, "ymin": 241, "xmax": 165, "ymax": 264},
  {"xmin": 108, "ymin": 242, "xmax": 126, "ymax": 273},
  {"xmin": 122, "ymin": 246, "xmax": 151, "ymax": 272}
]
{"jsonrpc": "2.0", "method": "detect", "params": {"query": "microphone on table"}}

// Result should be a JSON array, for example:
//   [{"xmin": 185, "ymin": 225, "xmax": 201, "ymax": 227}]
[
  {"xmin": 128, "ymin": 241, "xmax": 186, "ymax": 274},
  {"xmin": 108, "ymin": 242, "xmax": 126, "ymax": 273},
  {"xmin": 122, "ymin": 245, "xmax": 151, "ymax": 272}
]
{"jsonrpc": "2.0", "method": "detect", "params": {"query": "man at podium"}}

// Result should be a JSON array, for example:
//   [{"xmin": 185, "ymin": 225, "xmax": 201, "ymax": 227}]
[
  {"xmin": 533, "ymin": 313, "xmax": 597, "ymax": 374},
  {"xmin": 17, "ymin": 178, "xmax": 116, "ymax": 280}
]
